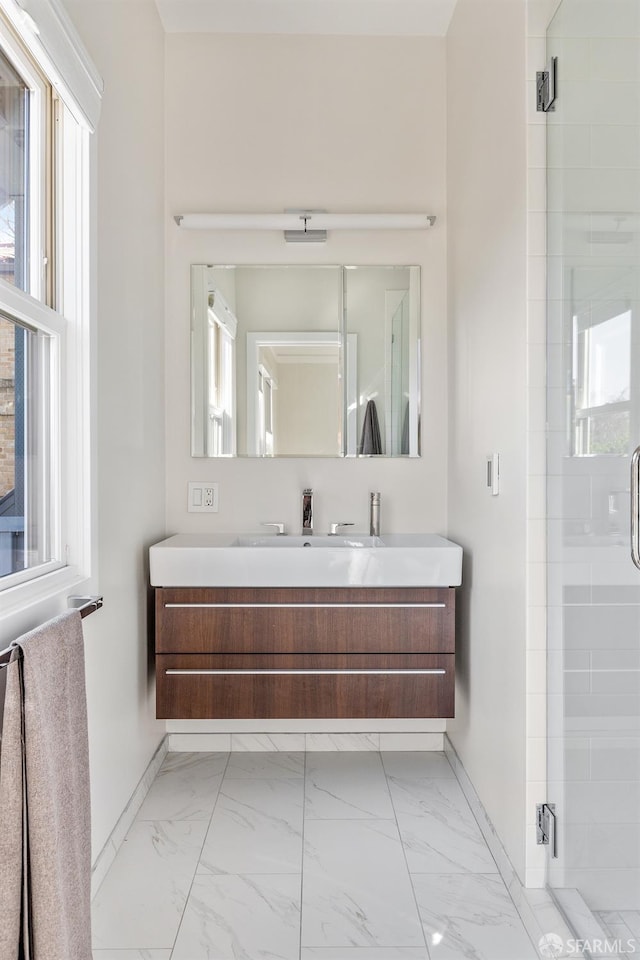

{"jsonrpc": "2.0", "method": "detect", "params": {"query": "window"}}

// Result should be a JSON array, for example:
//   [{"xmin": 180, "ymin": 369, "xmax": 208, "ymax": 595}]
[
  {"xmin": 205, "ymin": 291, "xmax": 236, "ymax": 457},
  {"xmin": 573, "ymin": 309, "xmax": 631, "ymax": 457},
  {"xmin": 0, "ymin": 3, "xmax": 99, "ymax": 609},
  {"xmin": 0, "ymin": 27, "xmax": 56, "ymax": 582}
]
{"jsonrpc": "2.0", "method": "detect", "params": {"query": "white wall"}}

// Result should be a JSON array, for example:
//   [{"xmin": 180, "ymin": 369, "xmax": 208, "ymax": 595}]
[
  {"xmin": 446, "ymin": 0, "xmax": 530, "ymax": 881},
  {"xmin": 62, "ymin": 0, "xmax": 167, "ymax": 858},
  {"xmin": 165, "ymin": 34, "xmax": 448, "ymax": 539}
]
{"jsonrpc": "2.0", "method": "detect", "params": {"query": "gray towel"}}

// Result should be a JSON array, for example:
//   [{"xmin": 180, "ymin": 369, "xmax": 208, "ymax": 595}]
[
  {"xmin": 0, "ymin": 610, "xmax": 92, "ymax": 960},
  {"xmin": 358, "ymin": 399, "xmax": 383, "ymax": 455},
  {"xmin": 401, "ymin": 400, "xmax": 410, "ymax": 455}
]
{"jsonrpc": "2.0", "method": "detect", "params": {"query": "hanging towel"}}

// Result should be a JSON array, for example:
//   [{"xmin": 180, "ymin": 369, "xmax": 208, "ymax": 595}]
[
  {"xmin": 359, "ymin": 399, "xmax": 383, "ymax": 455},
  {"xmin": 0, "ymin": 610, "xmax": 92, "ymax": 960},
  {"xmin": 401, "ymin": 400, "xmax": 410, "ymax": 455}
]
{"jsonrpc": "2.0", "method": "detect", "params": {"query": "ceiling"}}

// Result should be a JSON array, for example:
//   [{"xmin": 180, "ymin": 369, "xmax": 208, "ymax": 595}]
[{"xmin": 154, "ymin": 0, "xmax": 460, "ymax": 36}]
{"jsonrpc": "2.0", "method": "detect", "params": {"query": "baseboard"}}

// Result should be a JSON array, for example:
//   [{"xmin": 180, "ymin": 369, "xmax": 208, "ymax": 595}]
[
  {"xmin": 167, "ymin": 731, "xmax": 445, "ymax": 752},
  {"xmin": 444, "ymin": 735, "xmax": 579, "ymax": 959},
  {"xmin": 91, "ymin": 735, "xmax": 168, "ymax": 899}
]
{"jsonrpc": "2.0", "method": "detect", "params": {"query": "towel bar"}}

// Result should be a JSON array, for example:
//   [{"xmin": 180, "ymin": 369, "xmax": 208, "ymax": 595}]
[{"xmin": 0, "ymin": 595, "xmax": 103, "ymax": 669}]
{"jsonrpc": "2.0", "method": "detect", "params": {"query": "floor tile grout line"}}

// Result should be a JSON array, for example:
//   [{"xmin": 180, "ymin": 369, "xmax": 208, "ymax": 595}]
[
  {"xmin": 166, "ymin": 750, "xmax": 233, "ymax": 959},
  {"xmin": 383, "ymin": 754, "xmax": 434, "ymax": 960}
]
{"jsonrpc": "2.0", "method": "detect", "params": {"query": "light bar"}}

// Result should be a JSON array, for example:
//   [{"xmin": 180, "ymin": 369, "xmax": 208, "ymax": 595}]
[{"xmin": 174, "ymin": 212, "xmax": 436, "ymax": 241}]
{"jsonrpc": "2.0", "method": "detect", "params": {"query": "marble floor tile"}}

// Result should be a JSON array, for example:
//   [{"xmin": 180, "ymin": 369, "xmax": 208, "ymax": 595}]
[
  {"xmin": 412, "ymin": 873, "xmax": 538, "ymax": 960},
  {"xmin": 302, "ymin": 819, "xmax": 424, "ymax": 948},
  {"xmin": 224, "ymin": 750, "xmax": 304, "ymax": 779},
  {"xmin": 305, "ymin": 752, "xmax": 395, "ymax": 820},
  {"xmin": 136, "ymin": 751, "xmax": 228, "ymax": 821},
  {"xmin": 92, "ymin": 820, "xmax": 207, "ymax": 949},
  {"xmin": 171, "ymin": 873, "xmax": 301, "ymax": 960},
  {"xmin": 618, "ymin": 911, "xmax": 640, "ymax": 938},
  {"xmin": 388, "ymin": 777, "xmax": 498, "ymax": 874},
  {"xmin": 198, "ymin": 778, "xmax": 304, "ymax": 875},
  {"xmin": 381, "ymin": 751, "xmax": 455, "ymax": 780}
]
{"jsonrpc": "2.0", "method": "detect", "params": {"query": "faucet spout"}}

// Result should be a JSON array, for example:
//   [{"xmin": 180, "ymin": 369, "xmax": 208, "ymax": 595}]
[{"xmin": 302, "ymin": 488, "xmax": 313, "ymax": 534}]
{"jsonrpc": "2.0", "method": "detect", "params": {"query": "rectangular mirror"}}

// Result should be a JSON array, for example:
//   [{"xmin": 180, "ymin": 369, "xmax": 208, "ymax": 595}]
[{"xmin": 191, "ymin": 264, "xmax": 420, "ymax": 458}]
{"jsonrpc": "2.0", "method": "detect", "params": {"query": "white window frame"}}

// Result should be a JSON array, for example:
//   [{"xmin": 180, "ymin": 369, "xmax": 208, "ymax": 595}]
[{"xmin": 0, "ymin": 0, "xmax": 100, "ymax": 634}]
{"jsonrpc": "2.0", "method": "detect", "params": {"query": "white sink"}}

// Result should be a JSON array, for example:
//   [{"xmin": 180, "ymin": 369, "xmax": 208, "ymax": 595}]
[
  {"xmin": 234, "ymin": 535, "xmax": 383, "ymax": 548},
  {"xmin": 149, "ymin": 533, "xmax": 463, "ymax": 588}
]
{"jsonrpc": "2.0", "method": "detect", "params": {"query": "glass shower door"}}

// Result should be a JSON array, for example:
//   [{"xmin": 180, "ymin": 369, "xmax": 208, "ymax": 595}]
[{"xmin": 546, "ymin": 0, "xmax": 640, "ymax": 917}]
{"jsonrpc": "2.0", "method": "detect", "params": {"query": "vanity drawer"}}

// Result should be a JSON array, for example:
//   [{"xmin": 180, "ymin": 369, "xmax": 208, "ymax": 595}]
[
  {"xmin": 156, "ymin": 653, "xmax": 455, "ymax": 719},
  {"xmin": 155, "ymin": 587, "xmax": 455, "ymax": 655}
]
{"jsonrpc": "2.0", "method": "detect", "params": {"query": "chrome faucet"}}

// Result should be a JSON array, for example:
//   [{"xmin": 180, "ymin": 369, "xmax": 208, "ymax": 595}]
[{"xmin": 302, "ymin": 488, "xmax": 313, "ymax": 534}]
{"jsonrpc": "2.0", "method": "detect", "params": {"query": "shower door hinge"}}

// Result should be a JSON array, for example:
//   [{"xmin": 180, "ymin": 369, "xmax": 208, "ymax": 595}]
[
  {"xmin": 536, "ymin": 802, "xmax": 558, "ymax": 858},
  {"xmin": 536, "ymin": 57, "xmax": 558, "ymax": 112}
]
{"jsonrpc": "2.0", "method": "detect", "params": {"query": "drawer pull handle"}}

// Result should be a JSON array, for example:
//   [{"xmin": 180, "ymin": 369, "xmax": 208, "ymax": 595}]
[
  {"xmin": 165, "ymin": 668, "xmax": 447, "ymax": 676},
  {"xmin": 164, "ymin": 603, "xmax": 446, "ymax": 610}
]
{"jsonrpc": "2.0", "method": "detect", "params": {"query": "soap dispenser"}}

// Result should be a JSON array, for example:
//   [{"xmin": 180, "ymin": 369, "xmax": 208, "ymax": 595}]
[{"xmin": 370, "ymin": 492, "xmax": 381, "ymax": 537}]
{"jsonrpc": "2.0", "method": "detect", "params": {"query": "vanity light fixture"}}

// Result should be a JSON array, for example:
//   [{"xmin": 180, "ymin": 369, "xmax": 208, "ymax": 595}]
[{"xmin": 173, "ymin": 211, "xmax": 436, "ymax": 243}]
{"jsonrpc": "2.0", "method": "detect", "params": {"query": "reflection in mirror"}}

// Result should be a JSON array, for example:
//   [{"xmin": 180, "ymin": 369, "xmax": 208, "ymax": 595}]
[
  {"xmin": 344, "ymin": 267, "xmax": 421, "ymax": 457},
  {"xmin": 247, "ymin": 332, "xmax": 358, "ymax": 456},
  {"xmin": 191, "ymin": 264, "xmax": 420, "ymax": 458}
]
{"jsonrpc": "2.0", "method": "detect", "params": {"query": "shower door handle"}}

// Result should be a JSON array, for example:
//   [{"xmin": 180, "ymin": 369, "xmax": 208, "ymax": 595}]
[{"xmin": 631, "ymin": 446, "xmax": 640, "ymax": 570}]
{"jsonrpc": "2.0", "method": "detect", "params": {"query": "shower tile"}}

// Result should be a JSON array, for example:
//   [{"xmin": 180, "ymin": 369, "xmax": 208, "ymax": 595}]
[
  {"xmin": 551, "ymin": 0, "xmax": 640, "ymax": 38},
  {"xmin": 564, "ymin": 606, "xmax": 640, "ymax": 650},
  {"xmin": 591, "ymin": 670, "xmax": 640, "ymax": 696},
  {"xmin": 305, "ymin": 751, "xmax": 394, "ymax": 820},
  {"xmin": 412, "ymin": 873, "xmax": 538, "ymax": 960},
  {"xmin": 564, "ymin": 781, "xmax": 640, "ymax": 824},
  {"xmin": 387, "ymin": 777, "xmax": 498, "ymax": 875},
  {"xmin": 135, "ymin": 751, "xmax": 227, "ymax": 821},
  {"xmin": 302, "ymin": 819, "xmax": 424, "ymax": 948},
  {"xmin": 561, "ymin": 869, "xmax": 640, "ymax": 912},
  {"xmin": 590, "ymin": 38, "xmax": 640, "ymax": 80},
  {"xmin": 564, "ymin": 823, "xmax": 640, "ymax": 870},
  {"xmin": 591, "ymin": 740, "xmax": 640, "ymax": 781},
  {"xmin": 547, "ymin": 124, "xmax": 591, "ymax": 171},
  {"xmin": 224, "ymin": 751, "xmax": 304, "ymax": 779},
  {"xmin": 592, "ymin": 124, "xmax": 640, "ymax": 170},
  {"xmin": 91, "ymin": 820, "xmax": 207, "ymax": 949},
  {"xmin": 198, "ymin": 778, "xmax": 303, "ymax": 875},
  {"xmin": 380, "ymin": 751, "xmax": 455, "ymax": 780},
  {"xmin": 171, "ymin": 874, "xmax": 301, "ymax": 960},
  {"xmin": 548, "ymin": 738, "xmax": 590, "ymax": 782}
]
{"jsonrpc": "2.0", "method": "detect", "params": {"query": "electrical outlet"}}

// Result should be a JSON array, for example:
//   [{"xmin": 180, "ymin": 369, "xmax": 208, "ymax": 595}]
[{"xmin": 188, "ymin": 481, "xmax": 219, "ymax": 513}]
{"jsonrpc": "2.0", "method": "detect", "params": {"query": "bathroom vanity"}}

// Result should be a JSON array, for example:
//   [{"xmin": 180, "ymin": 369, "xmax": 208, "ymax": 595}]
[{"xmin": 150, "ymin": 534, "xmax": 462, "ymax": 720}]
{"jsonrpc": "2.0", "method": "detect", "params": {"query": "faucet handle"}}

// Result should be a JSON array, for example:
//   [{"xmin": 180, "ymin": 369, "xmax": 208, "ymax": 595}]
[
  {"xmin": 261, "ymin": 522, "xmax": 286, "ymax": 535},
  {"xmin": 329, "ymin": 522, "xmax": 355, "ymax": 535}
]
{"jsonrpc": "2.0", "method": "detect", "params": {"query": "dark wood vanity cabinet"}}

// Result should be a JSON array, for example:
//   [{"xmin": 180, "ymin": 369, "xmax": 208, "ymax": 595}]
[{"xmin": 155, "ymin": 587, "xmax": 455, "ymax": 719}]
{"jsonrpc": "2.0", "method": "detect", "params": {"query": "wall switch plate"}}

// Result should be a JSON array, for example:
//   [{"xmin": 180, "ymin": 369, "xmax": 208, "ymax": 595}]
[
  {"xmin": 188, "ymin": 481, "xmax": 219, "ymax": 512},
  {"xmin": 487, "ymin": 454, "xmax": 500, "ymax": 496}
]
